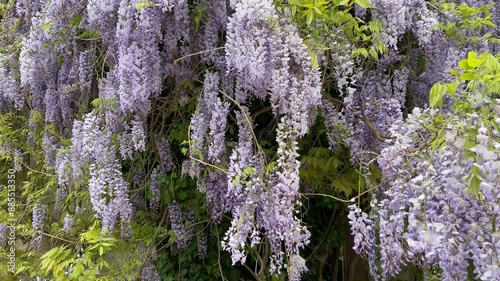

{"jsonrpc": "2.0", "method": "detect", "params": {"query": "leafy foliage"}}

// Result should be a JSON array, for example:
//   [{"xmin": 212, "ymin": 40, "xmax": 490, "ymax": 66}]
[{"xmin": 0, "ymin": 0, "xmax": 498, "ymax": 281}]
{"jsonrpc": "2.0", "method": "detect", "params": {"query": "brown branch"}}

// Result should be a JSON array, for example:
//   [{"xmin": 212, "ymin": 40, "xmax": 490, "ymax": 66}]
[
  {"xmin": 322, "ymin": 94, "xmax": 395, "ymax": 143},
  {"xmin": 359, "ymin": 115, "xmax": 394, "ymax": 142},
  {"xmin": 323, "ymin": 95, "xmax": 346, "ymax": 107}
]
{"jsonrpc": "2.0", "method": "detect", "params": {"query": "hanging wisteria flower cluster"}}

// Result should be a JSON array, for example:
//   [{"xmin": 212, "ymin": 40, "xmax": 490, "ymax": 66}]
[
  {"xmin": 349, "ymin": 52, "xmax": 500, "ymax": 280},
  {"xmin": 184, "ymin": 0, "xmax": 321, "ymax": 276}
]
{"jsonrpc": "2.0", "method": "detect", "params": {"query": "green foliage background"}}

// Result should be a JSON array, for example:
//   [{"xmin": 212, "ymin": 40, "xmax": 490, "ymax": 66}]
[{"xmin": 0, "ymin": 0, "xmax": 498, "ymax": 280}]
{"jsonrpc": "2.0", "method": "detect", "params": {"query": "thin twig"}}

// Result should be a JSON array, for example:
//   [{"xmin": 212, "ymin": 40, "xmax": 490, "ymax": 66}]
[
  {"xmin": 21, "ymin": 162, "xmax": 55, "ymax": 177},
  {"xmin": 218, "ymin": 90, "xmax": 267, "ymax": 158},
  {"xmin": 301, "ymin": 179, "xmax": 383, "ymax": 203},
  {"xmin": 189, "ymin": 155, "xmax": 228, "ymax": 174},
  {"xmin": 42, "ymin": 232, "xmax": 78, "ymax": 244},
  {"xmin": 173, "ymin": 47, "xmax": 225, "ymax": 64},
  {"xmin": 215, "ymin": 225, "xmax": 228, "ymax": 281},
  {"xmin": 322, "ymin": 94, "xmax": 395, "ymax": 142}
]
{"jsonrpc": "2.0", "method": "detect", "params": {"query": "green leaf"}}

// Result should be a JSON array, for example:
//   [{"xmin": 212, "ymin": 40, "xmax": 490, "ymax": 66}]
[
  {"xmin": 178, "ymin": 191, "xmax": 187, "ymax": 201},
  {"xmin": 467, "ymin": 52, "xmax": 483, "ymax": 68},
  {"xmin": 42, "ymin": 23, "xmax": 52, "ymax": 31},
  {"xmin": 471, "ymin": 164, "xmax": 480, "ymax": 176},
  {"xmin": 467, "ymin": 51, "xmax": 477, "ymax": 60},
  {"xmin": 460, "ymin": 72, "xmax": 475, "ymax": 80},
  {"xmin": 445, "ymin": 80, "xmax": 459, "ymax": 94},
  {"xmin": 353, "ymin": 48, "xmax": 368, "ymax": 58},
  {"xmin": 467, "ymin": 175, "xmax": 481, "ymax": 198},
  {"xmin": 463, "ymin": 140, "xmax": 477, "ymax": 150},
  {"xmin": 355, "ymin": 0, "xmax": 372, "ymax": 8},
  {"xmin": 458, "ymin": 59, "xmax": 468, "ymax": 70},
  {"xmin": 136, "ymin": 1, "xmax": 153, "ymax": 9},
  {"xmin": 70, "ymin": 14, "xmax": 82, "ymax": 27},
  {"xmin": 429, "ymin": 83, "xmax": 446, "ymax": 108},
  {"xmin": 368, "ymin": 47, "xmax": 378, "ymax": 59},
  {"xmin": 243, "ymin": 167, "xmax": 255, "ymax": 176},
  {"xmin": 309, "ymin": 51, "xmax": 319, "ymax": 68},
  {"xmin": 447, "ymin": 69, "xmax": 461, "ymax": 77},
  {"xmin": 306, "ymin": 10, "xmax": 314, "ymax": 25}
]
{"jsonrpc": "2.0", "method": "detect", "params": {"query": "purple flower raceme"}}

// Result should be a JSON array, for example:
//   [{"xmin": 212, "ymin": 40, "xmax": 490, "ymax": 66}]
[
  {"xmin": 141, "ymin": 259, "xmax": 160, "ymax": 281},
  {"xmin": 222, "ymin": 108, "xmax": 265, "ymax": 266},
  {"xmin": 63, "ymin": 214, "xmax": 74, "ymax": 234},
  {"xmin": 155, "ymin": 137, "xmax": 174, "ymax": 172},
  {"xmin": 149, "ymin": 167, "xmax": 161, "ymax": 213},
  {"xmin": 118, "ymin": 119, "xmax": 146, "ymax": 160},
  {"xmin": 168, "ymin": 201, "xmax": 192, "ymax": 253},
  {"xmin": 225, "ymin": 0, "xmax": 276, "ymax": 99},
  {"xmin": 205, "ymin": 72, "xmax": 230, "ymax": 163},
  {"xmin": 32, "ymin": 202, "xmax": 46, "ymax": 233},
  {"xmin": 187, "ymin": 71, "xmax": 230, "ymax": 166},
  {"xmin": 32, "ymin": 202, "xmax": 46, "ymax": 248},
  {"xmin": 65, "ymin": 112, "xmax": 114, "ymax": 185},
  {"xmin": 199, "ymin": 170, "xmax": 230, "ymax": 223},
  {"xmin": 42, "ymin": 131, "xmax": 57, "ymax": 168},
  {"xmin": 361, "ymin": 93, "xmax": 500, "ymax": 280},
  {"xmin": 219, "ymin": 1, "xmax": 321, "ymax": 278},
  {"xmin": 200, "ymin": 0, "xmax": 227, "ymax": 65},
  {"xmin": 371, "ymin": 0, "xmax": 436, "ymax": 50},
  {"xmin": 58, "ymin": 111, "xmax": 133, "ymax": 234},
  {"xmin": 343, "ymin": 54, "xmax": 408, "ymax": 165},
  {"xmin": 88, "ymin": 159, "xmax": 132, "ymax": 233},
  {"xmin": 78, "ymin": 50, "xmax": 94, "ymax": 92},
  {"xmin": 116, "ymin": 0, "xmax": 163, "ymax": 121},
  {"xmin": 0, "ymin": 55, "xmax": 22, "ymax": 111},
  {"xmin": 320, "ymin": 98, "xmax": 348, "ymax": 150},
  {"xmin": 197, "ymin": 232, "xmax": 207, "ymax": 259},
  {"xmin": 184, "ymin": 106, "xmax": 209, "ymax": 178},
  {"xmin": 0, "ymin": 223, "xmax": 7, "ymax": 248},
  {"xmin": 87, "ymin": 0, "xmax": 121, "ymax": 49},
  {"xmin": 347, "ymin": 204, "xmax": 374, "ymax": 259}
]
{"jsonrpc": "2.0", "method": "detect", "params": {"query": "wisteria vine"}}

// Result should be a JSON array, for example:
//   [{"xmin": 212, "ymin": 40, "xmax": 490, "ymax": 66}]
[{"xmin": 0, "ymin": 0, "xmax": 499, "ymax": 280}]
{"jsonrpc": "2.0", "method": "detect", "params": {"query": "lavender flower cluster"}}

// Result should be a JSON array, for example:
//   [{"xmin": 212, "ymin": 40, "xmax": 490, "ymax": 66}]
[
  {"xmin": 149, "ymin": 167, "xmax": 161, "ymax": 213},
  {"xmin": 0, "ymin": 223, "xmax": 7, "ymax": 248},
  {"xmin": 141, "ymin": 259, "xmax": 160, "ymax": 281},
  {"xmin": 218, "ymin": 1, "xmax": 322, "ymax": 276},
  {"xmin": 371, "ymin": 0, "xmax": 436, "ymax": 50},
  {"xmin": 63, "ymin": 214, "xmax": 74, "ymax": 234},
  {"xmin": 199, "ymin": 170, "xmax": 230, "ymax": 223},
  {"xmin": 32, "ymin": 202, "xmax": 46, "ymax": 248},
  {"xmin": 347, "ymin": 204, "xmax": 374, "ymax": 259},
  {"xmin": 188, "ymin": 72, "xmax": 230, "ymax": 166},
  {"xmin": 0, "ymin": 55, "xmax": 22, "ymax": 112},
  {"xmin": 350, "ymin": 91, "xmax": 500, "ymax": 280},
  {"xmin": 344, "ymin": 55, "xmax": 408, "ymax": 164},
  {"xmin": 197, "ymin": 232, "xmax": 207, "ymax": 259},
  {"xmin": 168, "ymin": 201, "xmax": 192, "ymax": 252},
  {"xmin": 155, "ymin": 137, "xmax": 174, "ymax": 173},
  {"xmin": 57, "ymin": 112, "xmax": 133, "ymax": 234}
]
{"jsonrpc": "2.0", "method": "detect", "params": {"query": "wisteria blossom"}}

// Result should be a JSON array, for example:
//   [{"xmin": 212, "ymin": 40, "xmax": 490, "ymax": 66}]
[{"xmin": 2, "ymin": 0, "xmax": 499, "ymax": 280}]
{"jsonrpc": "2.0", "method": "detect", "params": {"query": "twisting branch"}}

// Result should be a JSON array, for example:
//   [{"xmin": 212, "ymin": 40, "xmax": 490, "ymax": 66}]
[
  {"xmin": 359, "ymin": 115, "xmax": 393, "ymax": 142},
  {"xmin": 188, "ymin": 155, "xmax": 228, "ymax": 174},
  {"xmin": 173, "ymin": 47, "xmax": 225, "ymax": 64},
  {"xmin": 322, "ymin": 94, "xmax": 395, "ymax": 143}
]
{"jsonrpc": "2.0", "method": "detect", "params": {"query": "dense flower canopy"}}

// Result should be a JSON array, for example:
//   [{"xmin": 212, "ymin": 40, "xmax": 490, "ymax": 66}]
[{"xmin": 0, "ymin": 0, "xmax": 499, "ymax": 280}]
